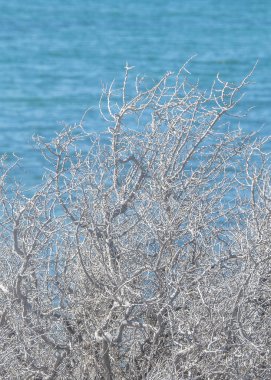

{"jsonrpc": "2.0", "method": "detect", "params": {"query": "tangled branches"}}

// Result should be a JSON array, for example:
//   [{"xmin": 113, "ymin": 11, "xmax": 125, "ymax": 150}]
[{"xmin": 0, "ymin": 63, "xmax": 270, "ymax": 379}]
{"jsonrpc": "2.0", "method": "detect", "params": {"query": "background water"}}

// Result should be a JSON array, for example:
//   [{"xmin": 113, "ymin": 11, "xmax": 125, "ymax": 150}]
[{"xmin": 0, "ymin": 0, "xmax": 270, "ymax": 189}]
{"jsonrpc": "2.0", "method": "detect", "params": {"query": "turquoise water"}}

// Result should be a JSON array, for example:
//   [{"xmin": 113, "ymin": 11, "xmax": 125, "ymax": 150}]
[{"xmin": 0, "ymin": 0, "xmax": 270, "ymax": 188}]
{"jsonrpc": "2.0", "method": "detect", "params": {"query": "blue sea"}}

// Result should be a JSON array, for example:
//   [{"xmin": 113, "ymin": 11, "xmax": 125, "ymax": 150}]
[{"xmin": 0, "ymin": 0, "xmax": 270, "ymax": 189}]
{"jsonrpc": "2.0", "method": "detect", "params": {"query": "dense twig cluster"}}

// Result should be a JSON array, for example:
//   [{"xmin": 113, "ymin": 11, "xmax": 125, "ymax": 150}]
[{"xmin": 0, "ymin": 63, "xmax": 270, "ymax": 379}]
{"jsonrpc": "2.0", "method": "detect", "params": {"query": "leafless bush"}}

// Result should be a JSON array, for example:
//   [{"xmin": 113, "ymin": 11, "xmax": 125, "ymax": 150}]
[{"xmin": 0, "ymin": 63, "xmax": 270, "ymax": 379}]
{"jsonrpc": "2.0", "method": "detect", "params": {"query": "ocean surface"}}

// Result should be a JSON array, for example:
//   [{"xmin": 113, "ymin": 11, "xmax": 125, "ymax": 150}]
[{"xmin": 0, "ymin": 0, "xmax": 270, "ymax": 190}]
